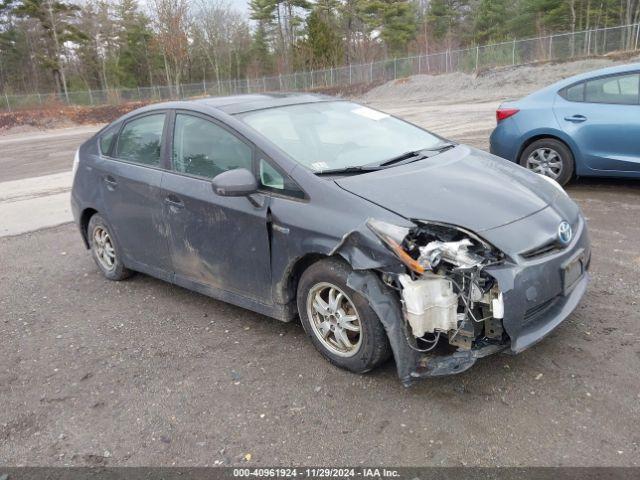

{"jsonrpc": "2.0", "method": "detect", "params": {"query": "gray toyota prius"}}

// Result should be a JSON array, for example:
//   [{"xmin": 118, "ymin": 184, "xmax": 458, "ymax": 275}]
[{"xmin": 71, "ymin": 93, "xmax": 590, "ymax": 385}]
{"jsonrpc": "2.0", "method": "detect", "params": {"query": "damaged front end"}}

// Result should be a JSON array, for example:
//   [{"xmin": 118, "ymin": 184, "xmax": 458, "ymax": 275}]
[{"xmin": 365, "ymin": 219, "xmax": 509, "ymax": 382}]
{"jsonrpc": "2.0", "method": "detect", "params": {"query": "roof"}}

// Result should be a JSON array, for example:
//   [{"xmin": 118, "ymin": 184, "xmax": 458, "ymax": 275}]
[
  {"xmin": 527, "ymin": 62, "xmax": 640, "ymax": 99},
  {"xmin": 191, "ymin": 92, "xmax": 334, "ymax": 114}
]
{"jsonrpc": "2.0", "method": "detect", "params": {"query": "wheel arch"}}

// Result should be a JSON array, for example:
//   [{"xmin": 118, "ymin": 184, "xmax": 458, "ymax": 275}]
[
  {"xmin": 516, "ymin": 130, "xmax": 579, "ymax": 168},
  {"xmin": 79, "ymin": 207, "xmax": 99, "ymax": 249},
  {"xmin": 275, "ymin": 252, "xmax": 330, "ymax": 306}
]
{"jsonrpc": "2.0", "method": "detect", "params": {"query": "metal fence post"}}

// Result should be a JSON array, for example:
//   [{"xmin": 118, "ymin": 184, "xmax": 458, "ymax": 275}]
[
  {"xmin": 548, "ymin": 35, "xmax": 553, "ymax": 60},
  {"xmin": 349, "ymin": 63, "xmax": 352, "ymax": 84},
  {"xmin": 475, "ymin": 45, "xmax": 479, "ymax": 70},
  {"xmin": 512, "ymin": 39, "xmax": 516, "ymax": 65},
  {"xmin": 4, "ymin": 93, "xmax": 10, "ymax": 112},
  {"xmin": 393, "ymin": 58, "xmax": 397, "ymax": 79}
]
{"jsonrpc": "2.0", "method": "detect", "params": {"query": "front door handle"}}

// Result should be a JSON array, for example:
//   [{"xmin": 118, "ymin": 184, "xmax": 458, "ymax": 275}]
[
  {"xmin": 164, "ymin": 195, "xmax": 185, "ymax": 210},
  {"xmin": 103, "ymin": 175, "xmax": 117, "ymax": 190},
  {"xmin": 564, "ymin": 114, "xmax": 587, "ymax": 123}
]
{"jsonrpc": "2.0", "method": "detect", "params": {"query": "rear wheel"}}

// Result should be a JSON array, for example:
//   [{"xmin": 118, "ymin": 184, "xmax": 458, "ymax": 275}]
[
  {"xmin": 88, "ymin": 214, "xmax": 132, "ymax": 281},
  {"xmin": 297, "ymin": 258, "xmax": 391, "ymax": 373},
  {"xmin": 519, "ymin": 138, "xmax": 574, "ymax": 186}
]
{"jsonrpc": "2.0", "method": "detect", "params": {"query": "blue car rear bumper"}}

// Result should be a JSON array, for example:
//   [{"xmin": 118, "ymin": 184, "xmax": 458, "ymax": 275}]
[{"xmin": 489, "ymin": 119, "xmax": 521, "ymax": 162}]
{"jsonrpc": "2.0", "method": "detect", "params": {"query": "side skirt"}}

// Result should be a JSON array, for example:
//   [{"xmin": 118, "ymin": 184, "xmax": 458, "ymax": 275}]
[{"xmin": 125, "ymin": 257, "xmax": 297, "ymax": 322}]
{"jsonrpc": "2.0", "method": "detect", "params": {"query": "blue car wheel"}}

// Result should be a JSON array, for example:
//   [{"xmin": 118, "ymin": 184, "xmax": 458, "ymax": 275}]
[{"xmin": 519, "ymin": 138, "xmax": 575, "ymax": 186}]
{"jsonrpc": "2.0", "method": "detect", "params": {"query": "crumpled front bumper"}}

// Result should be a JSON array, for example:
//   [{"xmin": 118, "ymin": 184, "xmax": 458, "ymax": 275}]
[
  {"xmin": 485, "ymin": 215, "xmax": 591, "ymax": 354},
  {"xmin": 347, "ymin": 214, "xmax": 591, "ymax": 386}
]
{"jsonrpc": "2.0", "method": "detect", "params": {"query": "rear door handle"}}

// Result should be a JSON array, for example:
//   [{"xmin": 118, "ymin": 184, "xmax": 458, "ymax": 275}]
[
  {"xmin": 564, "ymin": 114, "xmax": 587, "ymax": 123},
  {"xmin": 103, "ymin": 175, "xmax": 117, "ymax": 190},
  {"xmin": 164, "ymin": 195, "xmax": 184, "ymax": 210}
]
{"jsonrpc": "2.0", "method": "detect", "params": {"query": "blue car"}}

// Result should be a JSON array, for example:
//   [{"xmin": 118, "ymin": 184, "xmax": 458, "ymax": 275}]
[{"xmin": 490, "ymin": 63, "xmax": 640, "ymax": 185}]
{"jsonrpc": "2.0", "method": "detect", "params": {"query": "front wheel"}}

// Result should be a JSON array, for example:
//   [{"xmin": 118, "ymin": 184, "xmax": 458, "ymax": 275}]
[
  {"xmin": 297, "ymin": 258, "xmax": 391, "ymax": 373},
  {"xmin": 519, "ymin": 138, "xmax": 574, "ymax": 186}
]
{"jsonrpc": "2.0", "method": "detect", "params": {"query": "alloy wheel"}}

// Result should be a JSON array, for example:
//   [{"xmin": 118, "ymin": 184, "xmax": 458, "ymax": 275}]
[
  {"xmin": 93, "ymin": 226, "xmax": 116, "ymax": 271},
  {"xmin": 306, "ymin": 282, "xmax": 362, "ymax": 357},
  {"xmin": 526, "ymin": 147, "xmax": 563, "ymax": 180}
]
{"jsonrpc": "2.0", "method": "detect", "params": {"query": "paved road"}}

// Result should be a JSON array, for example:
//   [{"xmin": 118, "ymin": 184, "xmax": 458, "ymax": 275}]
[
  {"xmin": 0, "ymin": 125, "xmax": 101, "ymax": 183},
  {"xmin": 1, "ymin": 106, "xmax": 639, "ymax": 467}
]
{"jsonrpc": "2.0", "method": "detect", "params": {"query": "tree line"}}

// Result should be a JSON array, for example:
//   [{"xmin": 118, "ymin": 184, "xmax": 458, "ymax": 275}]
[{"xmin": 1, "ymin": 0, "xmax": 639, "ymax": 96}]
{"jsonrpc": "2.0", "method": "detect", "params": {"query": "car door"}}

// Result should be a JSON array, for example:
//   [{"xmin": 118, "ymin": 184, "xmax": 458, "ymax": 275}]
[
  {"xmin": 162, "ymin": 111, "xmax": 273, "ymax": 303},
  {"xmin": 101, "ymin": 111, "xmax": 172, "ymax": 279},
  {"xmin": 554, "ymin": 72, "xmax": 640, "ymax": 172}
]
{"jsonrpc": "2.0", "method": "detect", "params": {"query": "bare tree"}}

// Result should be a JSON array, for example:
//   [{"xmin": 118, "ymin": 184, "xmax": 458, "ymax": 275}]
[
  {"xmin": 149, "ymin": 0, "xmax": 190, "ymax": 96},
  {"xmin": 192, "ymin": 0, "xmax": 251, "ymax": 87}
]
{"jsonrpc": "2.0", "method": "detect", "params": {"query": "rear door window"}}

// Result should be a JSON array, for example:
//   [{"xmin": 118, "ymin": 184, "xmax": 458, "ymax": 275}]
[
  {"xmin": 115, "ymin": 113, "xmax": 166, "ymax": 166},
  {"xmin": 585, "ymin": 73, "xmax": 640, "ymax": 105},
  {"xmin": 172, "ymin": 113, "xmax": 253, "ymax": 179}
]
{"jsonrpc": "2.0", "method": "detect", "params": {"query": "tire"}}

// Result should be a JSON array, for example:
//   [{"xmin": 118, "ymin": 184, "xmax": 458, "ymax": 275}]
[
  {"xmin": 87, "ymin": 213, "xmax": 133, "ymax": 281},
  {"xmin": 297, "ymin": 258, "xmax": 391, "ymax": 373},
  {"xmin": 519, "ymin": 138, "xmax": 575, "ymax": 186}
]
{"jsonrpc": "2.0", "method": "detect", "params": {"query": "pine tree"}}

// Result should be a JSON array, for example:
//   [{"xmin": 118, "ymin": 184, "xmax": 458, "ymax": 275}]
[
  {"xmin": 303, "ymin": 8, "xmax": 344, "ymax": 68},
  {"xmin": 473, "ymin": 0, "xmax": 510, "ymax": 43},
  {"xmin": 12, "ymin": 0, "xmax": 85, "ymax": 99},
  {"xmin": 359, "ymin": 0, "xmax": 419, "ymax": 55}
]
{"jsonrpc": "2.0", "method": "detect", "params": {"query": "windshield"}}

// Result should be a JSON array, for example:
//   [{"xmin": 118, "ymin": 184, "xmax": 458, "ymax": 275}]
[{"xmin": 238, "ymin": 101, "xmax": 448, "ymax": 172}]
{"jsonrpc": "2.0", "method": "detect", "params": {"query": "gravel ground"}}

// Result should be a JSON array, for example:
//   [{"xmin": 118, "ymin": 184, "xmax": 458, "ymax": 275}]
[{"xmin": 1, "ymin": 158, "xmax": 640, "ymax": 468}]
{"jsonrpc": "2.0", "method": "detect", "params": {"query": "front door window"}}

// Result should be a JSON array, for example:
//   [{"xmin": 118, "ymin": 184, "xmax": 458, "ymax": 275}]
[{"xmin": 172, "ymin": 114, "xmax": 252, "ymax": 178}]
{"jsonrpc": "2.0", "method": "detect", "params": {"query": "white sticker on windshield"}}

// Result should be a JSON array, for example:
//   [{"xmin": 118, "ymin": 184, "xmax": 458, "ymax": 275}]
[
  {"xmin": 311, "ymin": 161, "xmax": 329, "ymax": 171},
  {"xmin": 352, "ymin": 106, "xmax": 389, "ymax": 121}
]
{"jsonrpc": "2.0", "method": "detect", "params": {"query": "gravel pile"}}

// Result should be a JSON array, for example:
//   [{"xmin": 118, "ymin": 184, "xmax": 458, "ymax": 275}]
[{"xmin": 360, "ymin": 54, "xmax": 640, "ymax": 104}]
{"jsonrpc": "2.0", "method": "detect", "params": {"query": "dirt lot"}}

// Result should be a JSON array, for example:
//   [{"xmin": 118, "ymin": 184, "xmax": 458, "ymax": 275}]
[
  {"xmin": 1, "ymin": 179, "xmax": 639, "ymax": 467},
  {"xmin": 1, "ymin": 64, "xmax": 640, "ymax": 466}
]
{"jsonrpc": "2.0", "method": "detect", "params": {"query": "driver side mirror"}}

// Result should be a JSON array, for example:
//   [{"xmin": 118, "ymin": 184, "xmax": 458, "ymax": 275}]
[{"xmin": 211, "ymin": 168, "xmax": 258, "ymax": 197}]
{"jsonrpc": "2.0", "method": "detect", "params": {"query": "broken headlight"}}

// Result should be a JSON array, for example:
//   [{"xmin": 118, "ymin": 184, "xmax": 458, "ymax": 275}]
[
  {"xmin": 367, "ymin": 218, "xmax": 502, "ymax": 275},
  {"xmin": 366, "ymin": 219, "xmax": 426, "ymax": 274}
]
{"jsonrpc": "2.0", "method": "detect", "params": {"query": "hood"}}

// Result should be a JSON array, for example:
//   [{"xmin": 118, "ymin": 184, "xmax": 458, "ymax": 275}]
[{"xmin": 335, "ymin": 145, "xmax": 579, "ymax": 232}]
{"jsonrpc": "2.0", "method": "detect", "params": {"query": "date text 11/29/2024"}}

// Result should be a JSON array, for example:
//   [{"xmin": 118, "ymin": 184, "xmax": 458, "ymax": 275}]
[{"xmin": 232, "ymin": 468, "xmax": 400, "ymax": 478}]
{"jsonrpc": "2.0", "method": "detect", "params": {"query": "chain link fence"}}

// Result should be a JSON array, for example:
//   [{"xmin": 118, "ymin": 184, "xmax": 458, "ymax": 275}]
[{"xmin": 3, "ymin": 22, "xmax": 640, "ymax": 112}]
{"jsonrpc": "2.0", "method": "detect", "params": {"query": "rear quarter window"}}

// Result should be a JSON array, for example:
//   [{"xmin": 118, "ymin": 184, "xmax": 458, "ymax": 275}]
[
  {"xmin": 99, "ymin": 127, "xmax": 118, "ymax": 155},
  {"xmin": 561, "ymin": 82, "xmax": 585, "ymax": 102}
]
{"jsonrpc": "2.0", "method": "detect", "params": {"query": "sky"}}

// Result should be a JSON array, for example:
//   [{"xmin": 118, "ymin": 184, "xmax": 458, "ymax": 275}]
[
  {"xmin": 141, "ymin": 0, "xmax": 251, "ymax": 17},
  {"xmin": 226, "ymin": 0, "xmax": 250, "ymax": 16}
]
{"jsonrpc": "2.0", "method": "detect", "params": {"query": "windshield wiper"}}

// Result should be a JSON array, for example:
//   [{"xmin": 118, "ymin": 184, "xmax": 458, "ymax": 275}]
[
  {"xmin": 314, "ymin": 165, "xmax": 382, "ymax": 175},
  {"xmin": 377, "ymin": 150, "xmax": 426, "ymax": 167},
  {"xmin": 314, "ymin": 143, "xmax": 458, "ymax": 175},
  {"xmin": 427, "ymin": 143, "xmax": 456, "ymax": 153},
  {"xmin": 376, "ymin": 143, "xmax": 457, "ymax": 168}
]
